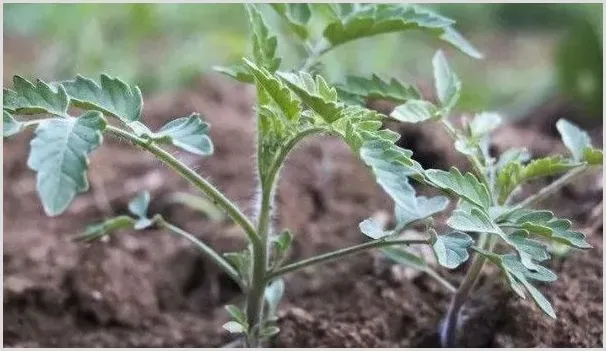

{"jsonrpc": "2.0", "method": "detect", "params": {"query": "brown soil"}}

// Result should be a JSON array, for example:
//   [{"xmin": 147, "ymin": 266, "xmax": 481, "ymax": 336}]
[{"xmin": 3, "ymin": 75, "xmax": 603, "ymax": 347}]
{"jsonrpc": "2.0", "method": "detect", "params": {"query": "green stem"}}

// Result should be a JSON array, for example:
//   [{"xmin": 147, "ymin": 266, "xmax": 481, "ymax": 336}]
[
  {"xmin": 300, "ymin": 39, "xmax": 332, "ymax": 72},
  {"xmin": 105, "ymin": 125, "xmax": 260, "ymax": 247},
  {"xmin": 268, "ymin": 238, "xmax": 429, "ymax": 280},
  {"xmin": 519, "ymin": 165, "xmax": 589, "ymax": 208},
  {"xmin": 156, "ymin": 216, "xmax": 243, "ymax": 290}
]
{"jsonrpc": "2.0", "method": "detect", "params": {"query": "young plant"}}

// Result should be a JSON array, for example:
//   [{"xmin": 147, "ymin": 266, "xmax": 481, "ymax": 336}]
[{"xmin": 3, "ymin": 4, "xmax": 602, "ymax": 347}]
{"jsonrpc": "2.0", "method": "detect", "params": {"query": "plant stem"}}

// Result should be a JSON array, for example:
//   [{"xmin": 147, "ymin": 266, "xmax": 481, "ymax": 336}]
[
  {"xmin": 268, "ymin": 238, "xmax": 429, "ymax": 280},
  {"xmin": 300, "ymin": 39, "xmax": 332, "ymax": 72},
  {"xmin": 519, "ymin": 165, "xmax": 589, "ymax": 208},
  {"xmin": 105, "ymin": 125, "xmax": 260, "ymax": 247},
  {"xmin": 440, "ymin": 232, "xmax": 493, "ymax": 347},
  {"xmin": 156, "ymin": 216, "xmax": 243, "ymax": 290}
]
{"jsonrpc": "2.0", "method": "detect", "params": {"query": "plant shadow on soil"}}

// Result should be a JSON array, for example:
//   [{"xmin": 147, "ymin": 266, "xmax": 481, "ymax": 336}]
[{"xmin": 3, "ymin": 75, "xmax": 603, "ymax": 347}]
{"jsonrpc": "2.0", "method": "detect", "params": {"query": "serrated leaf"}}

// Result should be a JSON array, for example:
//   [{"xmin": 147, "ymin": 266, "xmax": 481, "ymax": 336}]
[
  {"xmin": 425, "ymin": 167, "xmax": 491, "ymax": 210},
  {"xmin": 359, "ymin": 217, "xmax": 390, "ymax": 239},
  {"xmin": 222, "ymin": 321, "xmax": 245, "ymax": 334},
  {"xmin": 244, "ymin": 59, "xmax": 301, "ymax": 122},
  {"xmin": 322, "ymin": 4, "xmax": 481, "ymax": 58},
  {"xmin": 278, "ymin": 71, "xmax": 342, "ymax": 123},
  {"xmin": 474, "ymin": 249, "xmax": 556, "ymax": 318},
  {"xmin": 390, "ymin": 100, "xmax": 439, "ymax": 123},
  {"xmin": 583, "ymin": 147, "xmax": 603, "ymax": 165},
  {"xmin": 432, "ymin": 50, "xmax": 460, "ymax": 109},
  {"xmin": 246, "ymin": 4, "xmax": 281, "ymax": 72},
  {"xmin": 337, "ymin": 74, "xmax": 420, "ymax": 104},
  {"xmin": 271, "ymin": 3, "xmax": 311, "ymax": 40},
  {"xmin": 264, "ymin": 278, "xmax": 285, "ymax": 319},
  {"xmin": 4, "ymin": 76, "xmax": 69, "ymax": 116},
  {"xmin": 447, "ymin": 207, "xmax": 502, "ymax": 235},
  {"xmin": 62, "ymin": 74, "xmax": 143, "ymax": 123},
  {"xmin": 556, "ymin": 118, "xmax": 592, "ymax": 162},
  {"xmin": 514, "ymin": 210, "xmax": 591, "ymax": 249},
  {"xmin": 520, "ymin": 156, "xmax": 577, "ymax": 180},
  {"xmin": 394, "ymin": 195, "xmax": 449, "ymax": 228},
  {"xmin": 213, "ymin": 64, "xmax": 254, "ymax": 83},
  {"xmin": 27, "ymin": 111, "xmax": 106, "ymax": 216},
  {"xmin": 430, "ymin": 231, "xmax": 473, "ymax": 269},
  {"xmin": 154, "ymin": 114, "xmax": 213, "ymax": 156},
  {"xmin": 3, "ymin": 111, "xmax": 23, "ymax": 137},
  {"xmin": 225, "ymin": 305, "xmax": 247, "ymax": 326},
  {"xmin": 76, "ymin": 215, "xmax": 136, "ymax": 242},
  {"xmin": 507, "ymin": 230, "xmax": 550, "ymax": 270}
]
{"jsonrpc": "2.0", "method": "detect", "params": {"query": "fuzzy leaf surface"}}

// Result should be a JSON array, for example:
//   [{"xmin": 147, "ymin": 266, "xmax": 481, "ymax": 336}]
[
  {"xmin": 246, "ymin": 4, "xmax": 281, "ymax": 72},
  {"xmin": 337, "ymin": 74, "xmax": 420, "ymax": 104},
  {"xmin": 154, "ymin": 114, "xmax": 213, "ymax": 156},
  {"xmin": 322, "ymin": 4, "xmax": 482, "ymax": 58},
  {"xmin": 278, "ymin": 71, "xmax": 342, "ymax": 123},
  {"xmin": 447, "ymin": 207, "xmax": 501, "ymax": 235},
  {"xmin": 271, "ymin": 3, "xmax": 311, "ymax": 40},
  {"xmin": 127, "ymin": 191, "xmax": 153, "ymax": 229},
  {"xmin": 394, "ymin": 195, "xmax": 449, "ymax": 228},
  {"xmin": 4, "ymin": 76, "xmax": 69, "ymax": 116},
  {"xmin": 27, "ymin": 111, "xmax": 106, "ymax": 216},
  {"xmin": 359, "ymin": 217, "xmax": 390, "ymax": 239},
  {"xmin": 62, "ymin": 74, "xmax": 143, "ymax": 123},
  {"xmin": 425, "ymin": 167, "xmax": 491, "ymax": 210},
  {"xmin": 556, "ymin": 118, "xmax": 592, "ymax": 162},
  {"xmin": 430, "ymin": 231, "xmax": 473, "ymax": 269}
]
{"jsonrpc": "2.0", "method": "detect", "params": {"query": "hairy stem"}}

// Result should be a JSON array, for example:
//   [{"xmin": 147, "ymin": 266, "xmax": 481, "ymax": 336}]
[
  {"xmin": 300, "ymin": 39, "xmax": 332, "ymax": 72},
  {"xmin": 156, "ymin": 216, "xmax": 243, "ymax": 290},
  {"xmin": 105, "ymin": 125, "xmax": 260, "ymax": 247},
  {"xmin": 268, "ymin": 238, "xmax": 429, "ymax": 280},
  {"xmin": 519, "ymin": 166, "xmax": 589, "ymax": 208}
]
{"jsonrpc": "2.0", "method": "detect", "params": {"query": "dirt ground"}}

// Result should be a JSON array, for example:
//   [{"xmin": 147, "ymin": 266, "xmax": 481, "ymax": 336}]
[{"xmin": 3, "ymin": 72, "xmax": 603, "ymax": 347}]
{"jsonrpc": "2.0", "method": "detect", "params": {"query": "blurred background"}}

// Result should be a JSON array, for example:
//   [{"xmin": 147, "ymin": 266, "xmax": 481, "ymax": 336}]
[{"xmin": 3, "ymin": 3, "xmax": 603, "ymax": 123}]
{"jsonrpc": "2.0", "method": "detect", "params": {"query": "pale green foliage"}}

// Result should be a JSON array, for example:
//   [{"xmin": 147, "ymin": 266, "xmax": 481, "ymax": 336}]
[
  {"xmin": 432, "ymin": 50, "xmax": 461, "ymax": 109},
  {"xmin": 247, "ymin": 4, "xmax": 281, "ymax": 72},
  {"xmin": 430, "ymin": 231, "xmax": 473, "ymax": 269},
  {"xmin": 279, "ymin": 71, "xmax": 342, "ymax": 123},
  {"xmin": 337, "ymin": 74, "xmax": 420, "ymax": 104},
  {"xmin": 359, "ymin": 217, "xmax": 390, "ymax": 239},
  {"xmin": 4, "ymin": 76, "xmax": 69, "ymax": 116},
  {"xmin": 322, "ymin": 4, "xmax": 482, "ymax": 59},
  {"xmin": 271, "ymin": 3, "xmax": 311, "ymax": 40},
  {"xmin": 128, "ymin": 191, "xmax": 154, "ymax": 229},
  {"xmin": 27, "ymin": 111, "xmax": 106, "ymax": 216},
  {"xmin": 62, "ymin": 74, "xmax": 143, "ymax": 123},
  {"xmin": 426, "ymin": 167, "xmax": 491, "ymax": 210},
  {"xmin": 153, "ymin": 114, "xmax": 213, "ymax": 156},
  {"xmin": 394, "ymin": 195, "xmax": 449, "ymax": 228},
  {"xmin": 447, "ymin": 207, "xmax": 501, "ymax": 234},
  {"xmin": 264, "ymin": 278, "xmax": 285, "ymax": 321},
  {"xmin": 3, "ymin": 111, "xmax": 22, "ymax": 137},
  {"xmin": 556, "ymin": 118, "xmax": 602, "ymax": 164},
  {"xmin": 390, "ymin": 100, "xmax": 439, "ymax": 123}
]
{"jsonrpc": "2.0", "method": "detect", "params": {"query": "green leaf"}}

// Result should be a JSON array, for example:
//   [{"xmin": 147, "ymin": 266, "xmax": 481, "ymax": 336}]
[
  {"xmin": 474, "ymin": 249, "xmax": 557, "ymax": 318},
  {"xmin": 278, "ymin": 71, "xmax": 342, "ymax": 123},
  {"xmin": 222, "ymin": 321, "xmax": 245, "ymax": 334},
  {"xmin": 212, "ymin": 64, "xmax": 253, "ymax": 84},
  {"xmin": 271, "ymin": 3, "xmax": 311, "ymax": 40},
  {"xmin": 583, "ymin": 147, "xmax": 603, "ymax": 165},
  {"xmin": 432, "ymin": 50, "xmax": 460, "ymax": 109},
  {"xmin": 447, "ymin": 207, "xmax": 502, "ymax": 235},
  {"xmin": 154, "ymin": 114, "xmax": 213, "ymax": 156},
  {"xmin": 394, "ymin": 195, "xmax": 449, "ymax": 228},
  {"xmin": 224, "ymin": 249, "xmax": 251, "ymax": 282},
  {"xmin": 27, "ymin": 111, "xmax": 106, "ymax": 216},
  {"xmin": 390, "ymin": 100, "xmax": 439, "ymax": 123},
  {"xmin": 259, "ymin": 326, "xmax": 280, "ymax": 338},
  {"xmin": 4, "ymin": 76, "xmax": 69, "ymax": 116},
  {"xmin": 62, "ymin": 74, "xmax": 143, "ymax": 123},
  {"xmin": 496, "ymin": 148, "xmax": 531, "ymax": 171},
  {"xmin": 359, "ymin": 217, "xmax": 390, "ymax": 239},
  {"xmin": 225, "ymin": 305, "xmax": 247, "ymax": 326},
  {"xmin": 430, "ymin": 231, "xmax": 473, "ymax": 269},
  {"xmin": 322, "ymin": 4, "xmax": 482, "ymax": 58},
  {"xmin": 425, "ymin": 167, "xmax": 491, "ymax": 210},
  {"xmin": 76, "ymin": 215, "xmax": 137, "ymax": 242},
  {"xmin": 520, "ymin": 156, "xmax": 577, "ymax": 180},
  {"xmin": 244, "ymin": 59, "xmax": 301, "ymax": 122},
  {"xmin": 337, "ymin": 74, "xmax": 420, "ymax": 104},
  {"xmin": 556, "ymin": 118, "xmax": 592, "ymax": 162},
  {"xmin": 275, "ymin": 230, "xmax": 293, "ymax": 255},
  {"xmin": 246, "ymin": 4, "xmax": 281, "ymax": 72},
  {"xmin": 264, "ymin": 278, "xmax": 285, "ymax": 319},
  {"xmin": 128, "ymin": 191, "xmax": 153, "ymax": 229},
  {"xmin": 507, "ymin": 230, "xmax": 550, "ymax": 270},
  {"xmin": 515, "ymin": 210, "xmax": 591, "ymax": 249},
  {"xmin": 3, "ymin": 111, "xmax": 23, "ymax": 137}
]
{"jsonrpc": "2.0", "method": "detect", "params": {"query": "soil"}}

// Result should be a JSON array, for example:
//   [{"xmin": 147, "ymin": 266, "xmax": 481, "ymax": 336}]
[{"xmin": 3, "ymin": 73, "xmax": 603, "ymax": 347}]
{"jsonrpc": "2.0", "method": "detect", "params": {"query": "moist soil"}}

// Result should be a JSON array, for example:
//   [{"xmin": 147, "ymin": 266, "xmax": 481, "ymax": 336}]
[{"xmin": 3, "ymin": 75, "xmax": 603, "ymax": 347}]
